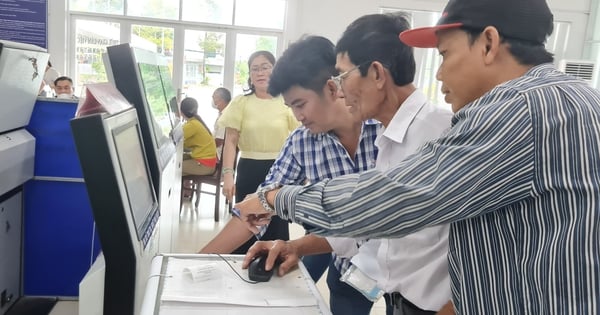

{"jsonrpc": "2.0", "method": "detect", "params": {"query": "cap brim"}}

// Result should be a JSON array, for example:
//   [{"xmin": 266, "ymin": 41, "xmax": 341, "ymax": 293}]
[{"xmin": 399, "ymin": 23, "xmax": 463, "ymax": 48}]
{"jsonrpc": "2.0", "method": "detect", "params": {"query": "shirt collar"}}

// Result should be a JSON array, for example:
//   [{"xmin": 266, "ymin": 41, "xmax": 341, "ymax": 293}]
[{"xmin": 380, "ymin": 90, "xmax": 428, "ymax": 144}]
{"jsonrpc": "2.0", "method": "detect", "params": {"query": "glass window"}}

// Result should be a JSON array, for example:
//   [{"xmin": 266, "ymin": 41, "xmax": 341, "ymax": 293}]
[
  {"xmin": 233, "ymin": 33, "xmax": 278, "ymax": 95},
  {"xmin": 131, "ymin": 25, "xmax": 174, "ymax": 56},
  {"xmin": 183, "ymin": 30, "xmax": 227, "ymax": 131},
  {"xmin": 127, "ymin": 0, "xmax": 179, "ymax": 20},
  {"xmin": 69, "ymin": 0, "xmax": 124, "ymax": 14},
  {"xmin": 546, "ymin": 21, "xmax": 571, "ymax": 62},
  {"xmin": 182, "ymin": 0, "xmax": 234, "ymax": 24},
  {"xmin": 235, "ymin": 0, "xmax": 285, "ymax": 29},
  {"xmin": 74, "ymin": 19, "xmax": 120, "ymax": 96}
]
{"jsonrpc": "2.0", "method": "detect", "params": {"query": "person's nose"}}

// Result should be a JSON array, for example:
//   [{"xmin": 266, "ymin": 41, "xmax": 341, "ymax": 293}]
[{"xmin": 436, "ymin": 66, "xmax": 442, "ymax": 81}]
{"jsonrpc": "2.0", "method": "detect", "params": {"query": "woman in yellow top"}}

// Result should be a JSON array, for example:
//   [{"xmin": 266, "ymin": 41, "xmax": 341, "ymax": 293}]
[
  {"xmin": 181, "ymin": 97, "xmax": 218, "ymax": 177},
  {"xmin": 218, "ymin": 50, "xmax": 298, "ymax": 254}
]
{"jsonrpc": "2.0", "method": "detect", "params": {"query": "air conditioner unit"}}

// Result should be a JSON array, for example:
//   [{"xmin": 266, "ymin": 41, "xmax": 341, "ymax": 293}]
[{"xmin": 558, "ymin": 59, "xmax": 597, "ymax": 85}]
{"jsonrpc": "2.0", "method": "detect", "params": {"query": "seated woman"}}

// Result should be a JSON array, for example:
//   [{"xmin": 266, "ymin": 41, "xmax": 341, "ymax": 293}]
[{"xmin": 181, "ymin": 97, "xmax": 218, "ymax": 196}]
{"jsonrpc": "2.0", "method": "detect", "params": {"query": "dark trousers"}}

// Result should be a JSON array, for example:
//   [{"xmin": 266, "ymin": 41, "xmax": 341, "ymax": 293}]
[
  {"xmin": 231, "ymin": 158, "xmax": 289, "ymax": 255},
  {"xmin": 326, "ymin": 260, "xmax": 373, "ymax": 315},
  {"xmin": 384, "ymin": 292, "xmax": 436, "ymax": 315},
  {"xmin": 302, "ymin": 253, "xmax": 332, "ymax": 282}
]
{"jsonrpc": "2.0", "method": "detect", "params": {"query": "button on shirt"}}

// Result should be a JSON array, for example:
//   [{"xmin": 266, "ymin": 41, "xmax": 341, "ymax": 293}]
[
  {"xmin": 327, "ymin": 91, "xmax": 452, "ymax": 311},
  {"xmin": 274, "ymin": 64, "xmax": 600, "ymax": 314}
]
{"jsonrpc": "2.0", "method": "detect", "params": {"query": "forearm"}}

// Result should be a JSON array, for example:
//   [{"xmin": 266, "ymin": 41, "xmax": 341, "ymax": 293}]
[
  {"xmin": 289, "ymin": 234, "xmax": 333, "ymax": 257},
  {"xmin": 272, "ymin": 128, "xmax": 535, "ymax": 238},
  {"xmin": 222, "ymin": 128, "xmax": 238, "ymax": 169},
  {"xmin": 199, "ymin": 217, "xmax": 254, "ymax": 254}
]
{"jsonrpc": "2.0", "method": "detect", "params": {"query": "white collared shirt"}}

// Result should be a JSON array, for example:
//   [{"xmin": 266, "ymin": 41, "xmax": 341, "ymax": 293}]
[{"xmin": 327, "ymin": 90, "xmax": 453, "ymax": 311}]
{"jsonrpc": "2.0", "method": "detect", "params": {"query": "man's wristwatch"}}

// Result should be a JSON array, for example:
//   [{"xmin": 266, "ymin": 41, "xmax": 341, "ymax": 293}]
[{"xmin": 256, "ymin": 183, "xmax": 279, "ymax": 213}]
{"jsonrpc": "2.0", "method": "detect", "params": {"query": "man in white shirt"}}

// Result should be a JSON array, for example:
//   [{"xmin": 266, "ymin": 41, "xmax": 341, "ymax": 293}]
[
  {"xmin": 242, "ymin": 13, "xmax": 453, "ymax": 315},
  {"xmin": 212, "ymin": 87, "xmax": 231, "ymax": 160}
]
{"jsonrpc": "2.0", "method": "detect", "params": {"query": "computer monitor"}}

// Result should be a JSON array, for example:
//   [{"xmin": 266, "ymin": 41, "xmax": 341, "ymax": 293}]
[
  {"xmin": 112, "ymin": 118, "xmax": 159, "ymax": 246},
  {"xmin": 71, "ymin": 108, "xmax": 159, "ymax": 314},
  {"xmin": 105, "ymin": 43, "xmax": 177, "ymax": 192}
]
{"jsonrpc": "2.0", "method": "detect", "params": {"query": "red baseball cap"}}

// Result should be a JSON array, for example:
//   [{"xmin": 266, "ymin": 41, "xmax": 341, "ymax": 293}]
[{"xmin": 399, "ymin": 0, "xmax": 553, "ymax": 48}]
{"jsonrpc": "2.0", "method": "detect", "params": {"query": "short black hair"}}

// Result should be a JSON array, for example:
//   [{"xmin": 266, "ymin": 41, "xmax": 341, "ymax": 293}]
[
  {"xmin": 54, "ymin": 76, "xmax": 73, "ymax": 87},
  {"xmin": 214, "ymin": 87, "xmax": 231, "ymax": 103},
  {"xmin": 462, "ymin": 27, "xmax": 554, "ymax": 66},
  {"xmin": 336, "ymin": 13, "xmax": 415, "ymax": 86},
  {"xmin": 268, "ymin": 35, "xmax": 336, "ymax": 97}
]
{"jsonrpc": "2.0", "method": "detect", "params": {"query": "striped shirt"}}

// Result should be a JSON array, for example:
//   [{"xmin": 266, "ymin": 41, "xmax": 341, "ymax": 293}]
[
  {"xmin": 274, "ymin": 64, "xmax": 600, "ymax": 314},
  {"xmin": 258, "ymin": 120, "xmax": 379, "ymax": 273}
]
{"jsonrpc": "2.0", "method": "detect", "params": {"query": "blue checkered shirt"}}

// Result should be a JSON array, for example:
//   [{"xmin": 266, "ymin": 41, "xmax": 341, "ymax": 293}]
[{"xmin": 256, "ymin": 120, "xmax": 379, "ymax": 273}]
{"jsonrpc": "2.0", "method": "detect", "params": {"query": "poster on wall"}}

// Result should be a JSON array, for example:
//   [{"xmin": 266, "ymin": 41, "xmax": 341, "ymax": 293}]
[{"xmin": 0, "ymin": 0, "xmax": 47, "ymax": 49}]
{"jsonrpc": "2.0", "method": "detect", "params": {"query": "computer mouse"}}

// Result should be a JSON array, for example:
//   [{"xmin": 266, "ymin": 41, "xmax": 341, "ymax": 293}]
[{"xmin": 248, "ymin": 254, "xmax": 279, "ymax": 282}]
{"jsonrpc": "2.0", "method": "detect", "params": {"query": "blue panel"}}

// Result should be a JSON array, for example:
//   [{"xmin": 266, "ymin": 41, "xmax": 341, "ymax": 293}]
[
  {"xmin": 23, "ymin": 180, "xmax": 101, "ymax": 296},
  {"xmin": 26, "ymin": 99, "xmax": 83, "ymax": 178}
]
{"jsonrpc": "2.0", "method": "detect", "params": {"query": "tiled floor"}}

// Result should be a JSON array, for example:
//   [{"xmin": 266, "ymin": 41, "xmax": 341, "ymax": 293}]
[{"xmin": 50, "ymin": 189, "xmax": 386, "ymax": 314}]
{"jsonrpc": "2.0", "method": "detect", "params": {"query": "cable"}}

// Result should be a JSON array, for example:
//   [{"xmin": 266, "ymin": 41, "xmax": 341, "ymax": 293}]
[{"xmin": 215, "ymin": 253, "xmax": 259, "ymax": 284}]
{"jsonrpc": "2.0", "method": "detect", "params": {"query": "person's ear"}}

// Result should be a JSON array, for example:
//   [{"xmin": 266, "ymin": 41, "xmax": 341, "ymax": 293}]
[
  {"xmin": 481, "ymin": 26, "xmax": 502, "ymax": 64},
  {"xmin": 371, "ymin": 61, "xmax": 388, "ymax": 89},
  {"xmin": 325, "ymin": 79, "xmax": 338, "ymax": 99}
]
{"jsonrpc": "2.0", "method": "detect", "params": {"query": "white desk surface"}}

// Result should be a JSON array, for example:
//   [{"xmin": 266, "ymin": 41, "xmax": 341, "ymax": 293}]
[{"xmin": 141, "ymin": 254, "xmax": 331, "ymax": 315}]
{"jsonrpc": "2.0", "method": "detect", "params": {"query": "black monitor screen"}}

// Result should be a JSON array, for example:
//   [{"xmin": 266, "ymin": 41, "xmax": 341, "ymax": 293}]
[
  {"xmin": 112, "ymin": 121, "xmax": 156, "ymax": 240},
  {"xmin": 137, "ymin": 63, "xmax": 172, "ymax": 145}
]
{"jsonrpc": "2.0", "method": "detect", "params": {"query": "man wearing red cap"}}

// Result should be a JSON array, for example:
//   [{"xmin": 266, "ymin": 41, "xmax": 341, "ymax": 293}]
[{"xmin": 236, "ymin": 0, "xmax": 600, "ymax": 313}]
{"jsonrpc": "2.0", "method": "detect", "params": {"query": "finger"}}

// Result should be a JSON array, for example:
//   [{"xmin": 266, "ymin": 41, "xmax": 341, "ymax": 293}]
[
  {"xmin": 248, "ymin": 224, "xmax": 260, "ymax": 235},
  {"xmin": 242, "ymin": 246, "xmax": 260, "ymax": 269},
  {"xmin": 247, "ymin": 216, "xmax": 270, "ymax": 228},
  {"xmin": 278, "ymin": 264, "xmax": 291, "ymax": 276},
  {"xmin": 279, "ymin": 257, "xmax": 299, "ymax": 274},
  {"xmin": 265, "ymin": 241, "xmax": 284, "ymax": 270},
  {"xmin": 242, "ymin": 241, "xmax": 272, "ymax": 268}
]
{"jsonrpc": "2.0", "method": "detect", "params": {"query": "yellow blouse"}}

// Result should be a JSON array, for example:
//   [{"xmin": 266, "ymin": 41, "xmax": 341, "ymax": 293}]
[
  {"xmin": 217, "ymin": 93, "xmax": 298, "ymax": 159},
  {"xmin": 183, "ymin": 118, "xmax": 217, "ymax": 161}
]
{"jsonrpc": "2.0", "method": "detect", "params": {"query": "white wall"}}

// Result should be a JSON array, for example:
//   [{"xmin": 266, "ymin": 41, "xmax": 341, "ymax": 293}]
[
  {"xmin": 47, "ymin": 0, "xmax": 68, "ymax": 76},
  {"xmin": 286, "ymin": 0, "xmax": 592, "ymax": 60}
]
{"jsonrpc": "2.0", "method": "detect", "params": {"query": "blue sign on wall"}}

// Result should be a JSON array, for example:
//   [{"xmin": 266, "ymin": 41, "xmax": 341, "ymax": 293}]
[{"xmin": 0, "ymin": 0, "xmax": 48, "ymax": 48}]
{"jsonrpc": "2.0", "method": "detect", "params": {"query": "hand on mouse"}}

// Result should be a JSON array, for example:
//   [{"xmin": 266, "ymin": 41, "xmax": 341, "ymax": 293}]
[{"xmin": 242, "ymin": 240, "xmax": 300, "ymax": 277}]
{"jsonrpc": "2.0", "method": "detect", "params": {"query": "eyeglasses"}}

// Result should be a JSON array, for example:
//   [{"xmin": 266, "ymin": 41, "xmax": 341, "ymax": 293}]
[
  {"xmin": 250, "ymin": 64, "xmax": 273, "ymax": 74},
  {"xmin": 331, "ymin": 61, "xmax": 370, "ymax": 90}
]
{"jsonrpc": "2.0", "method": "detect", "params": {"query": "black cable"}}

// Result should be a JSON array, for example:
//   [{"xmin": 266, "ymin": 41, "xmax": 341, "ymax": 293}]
[{"xmin": 215, "ymin": 253, "xmax": 259, "ymax": 284}]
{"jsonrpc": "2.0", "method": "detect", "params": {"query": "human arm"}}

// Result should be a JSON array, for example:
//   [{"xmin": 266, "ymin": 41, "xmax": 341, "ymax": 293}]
[
  {"xmin": 198, "ymin": 216, "xmax": 255, "ymax": 254},
  {"xmin": 260, "ymin": 98, "xmax": 535, "ymax": 238},
  {"xmin": 436, "ymin": 301, "xmax": 455, "ymax": 315},
  {"xmin": 221, "ymin": 127, "xmax": 239, "ymax": 202}
]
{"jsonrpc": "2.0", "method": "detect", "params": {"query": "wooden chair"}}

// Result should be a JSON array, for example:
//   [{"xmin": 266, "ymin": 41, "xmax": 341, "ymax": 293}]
[{"xmin": 180, "ymin": 149, "xmax": 237, "ymax": 222}]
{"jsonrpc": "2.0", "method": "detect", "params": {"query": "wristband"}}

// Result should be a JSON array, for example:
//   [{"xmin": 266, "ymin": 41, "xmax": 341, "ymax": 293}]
[{"xmin": 222, "ymin": 167, "xmax": 234, "ymax": 175}]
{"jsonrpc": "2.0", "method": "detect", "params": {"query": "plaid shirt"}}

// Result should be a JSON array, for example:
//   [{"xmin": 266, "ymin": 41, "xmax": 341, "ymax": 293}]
[{"xmin": 255, "ymin": 120, "xmax": 379, "ymax": 273}]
